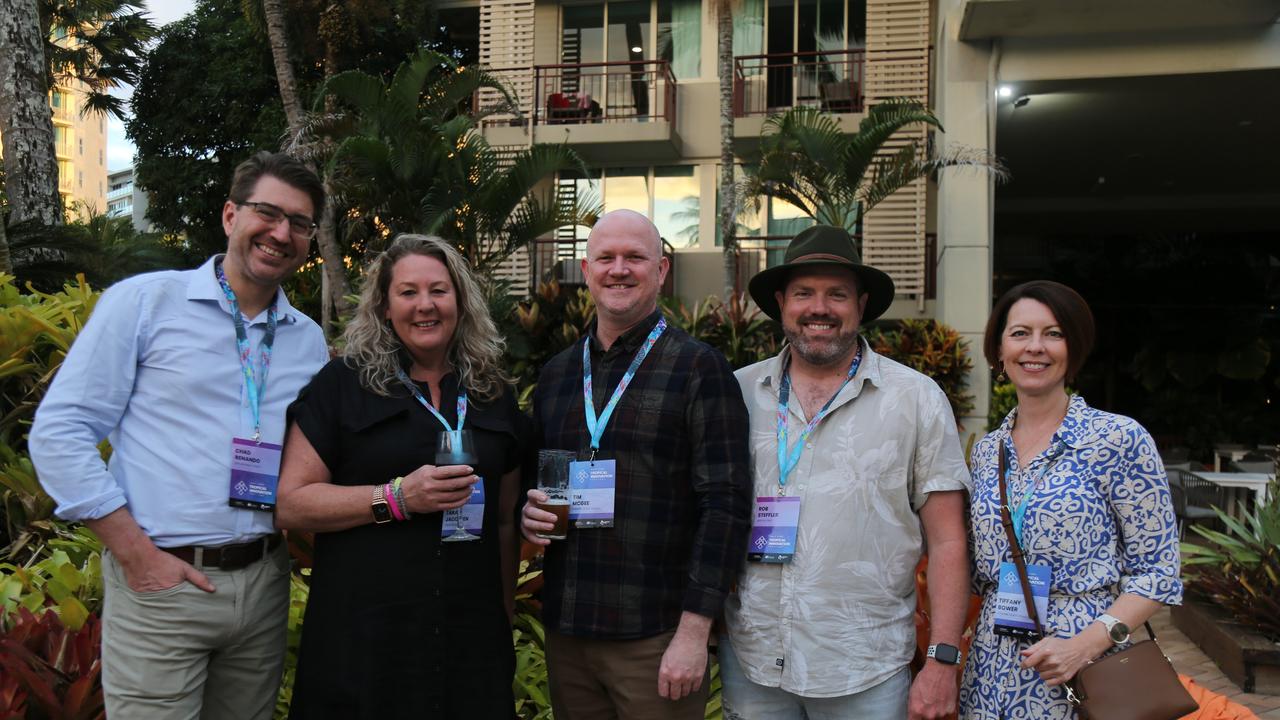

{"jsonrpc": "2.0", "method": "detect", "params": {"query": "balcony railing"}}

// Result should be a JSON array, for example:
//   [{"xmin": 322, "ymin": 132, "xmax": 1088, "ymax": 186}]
[
  {"xmin": 532, "ymin": 60, "xmax": 676, "ymax": 127},
  {"xmin": 733, "ymin": 49, "xmax": 865, "ymax": 118}
]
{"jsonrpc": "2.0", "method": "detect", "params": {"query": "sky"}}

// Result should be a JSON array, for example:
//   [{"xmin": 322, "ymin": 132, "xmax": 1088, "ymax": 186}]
[{"xmin": 106, "ymin": 0, "xmax": 199, "ymax": 172}]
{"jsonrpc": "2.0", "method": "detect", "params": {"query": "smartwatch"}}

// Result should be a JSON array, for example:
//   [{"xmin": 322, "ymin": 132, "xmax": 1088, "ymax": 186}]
[
  {"xmin": 371, "ymin": 484, "xmax": 393, "ymax": 524},
  {"xmin": 927, "ymin": 643, "xmax": 961, "ymax": 665},
  {"xmin": 1096, "ymin": 614, "xmax": 1131, "ymax": 645}
]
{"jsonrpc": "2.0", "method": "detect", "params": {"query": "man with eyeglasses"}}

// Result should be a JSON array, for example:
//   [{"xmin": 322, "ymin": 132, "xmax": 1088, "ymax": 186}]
[{"xmin": 31, "ymin": 151, "xmax": 330, "ymax": 719}]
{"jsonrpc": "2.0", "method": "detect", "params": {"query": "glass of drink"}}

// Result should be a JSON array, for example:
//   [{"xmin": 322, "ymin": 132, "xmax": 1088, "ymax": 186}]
[
  {"xmin": 437, "ymin": 429, "xmax": 479, "ymax": 542},
  {"xmin": 535, "ymin": 449, "xmax": 575, "ymax": 540}
]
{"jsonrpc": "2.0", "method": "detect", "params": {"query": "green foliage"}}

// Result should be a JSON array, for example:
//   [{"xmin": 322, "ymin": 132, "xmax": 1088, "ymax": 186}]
[
  {"xmin": 865, "ymin": 319, "xmax": 975, "ymax": 425},
  {"xmin": 988, "ymin": 381, "xmax": 1017, "ymax": 430},
  {"xmin": 319, "ymin": 49, "xmax": 596, "ymax": 271},
  {"xmin": 739, "ymin": 102, "xmax": 1007, "ymax": 232},
  {"xmin": 40, "ymin": 0, "xmax": 157, "ymax": 120},
  {"xmin": 5, "ymin": 214, "xmax": 181, "ymax": 292},
  {"xmin": 502, "ymin": 281, "xmax": 598, "ymax": 405},
  {"xmin": 0, "ymin": 526, "xmax": 103, "ymax": 632},
  {"xmin": 0, "ymin": 606, "xmax": 105, "ymax": 719},
  {"xmin": 661, "ymin": 293, "xmax": 781, "ymax": 370},
  {"xmin": 129, "ymin": 0, "xmax": 289, "ymax": 260},
  {"xmin": 1181, "ymin": 485, "xmax": 1280, "ymax": 641},
  {"xmin": 0, "ymin": 274, "xmax": 100, "ymax": 562},
  {"xmin": 274, "ymin": 568, "xmax": 311, "ymax": 719}
]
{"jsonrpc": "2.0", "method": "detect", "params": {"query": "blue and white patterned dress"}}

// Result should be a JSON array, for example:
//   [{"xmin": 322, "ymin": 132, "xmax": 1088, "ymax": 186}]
[{"xmin": 959, "ymin": 395, "xmax": 1182, "ymax": 719}]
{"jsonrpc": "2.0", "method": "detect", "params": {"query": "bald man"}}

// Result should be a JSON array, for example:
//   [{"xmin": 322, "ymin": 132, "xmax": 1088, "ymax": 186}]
[{"xmin": 521, "ymin": 211, "xmax": 752, "ymax": 720}]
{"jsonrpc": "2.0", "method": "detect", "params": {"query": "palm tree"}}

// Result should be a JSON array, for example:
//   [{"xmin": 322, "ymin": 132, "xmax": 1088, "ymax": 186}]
[
  {"xmin": 0, "ymin": 0, "xmax": 63, "ymax": 254},
  {"xmin": 247, "ymin": 0, "xmax": 353, "ymax": 336},
  {"xmin": 38, "ymin": 0, "xmax": 156, "ymax": 120},
  {"xmin": 715, "ymin": 0, "xmax": 736, "ymax": 294},
  {"xmin": 739, "ymin": 101, "xmax": 1006, "ymax": 232},
  {"xmin": 321, "ymin": 49, "xmax": 596, "ymax": 272}
]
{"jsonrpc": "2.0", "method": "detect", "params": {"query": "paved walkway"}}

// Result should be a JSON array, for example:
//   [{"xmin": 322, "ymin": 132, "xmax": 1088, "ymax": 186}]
[{"xmin": 1151, "ymin": 607, "xmax": 1280, "ymax": 718}]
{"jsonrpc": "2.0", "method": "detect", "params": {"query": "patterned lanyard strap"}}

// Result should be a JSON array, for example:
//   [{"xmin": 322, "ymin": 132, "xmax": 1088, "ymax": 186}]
[
  {"xmin": 394, "ymin": 366, "xmax": 467, "ymax": 436},
  {"xmin": 215, "ymin": 259, "xmax": 277, "ymax": 441},
  {"xmin": 1001, "ymin": 438, "xmax": 1062, "ymax": 550},
  {"xmin": 775, "ymin": 343, "xmax": 863, "ymax": 491},
  {"xmin": 582, "ymin": 317, "xmax": 667, "ymax": 458}
]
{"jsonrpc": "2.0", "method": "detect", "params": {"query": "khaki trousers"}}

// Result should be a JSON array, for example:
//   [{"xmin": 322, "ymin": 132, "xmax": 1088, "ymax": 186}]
[
  {"xmin": 547, "ymin": 628, "xmax": 711, "ymax": 720},
  {"xmin": 100, "ymin": 543, "xmax": 291, "ymax": 720}
]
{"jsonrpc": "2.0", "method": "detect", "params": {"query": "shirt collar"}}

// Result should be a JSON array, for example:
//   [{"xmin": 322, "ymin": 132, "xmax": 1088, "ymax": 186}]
[
  {"xmin": 992, "ymin": 392, "xmax": 1089, "ymax": 450},
  {"xmin": 758, "ymin": 335, "xmax": 883, "ymax": 397},
  {"xmin": 588, "ymin": 308, "xmax": 665, "ymax": 356},
  {"xmin": 187, "ymin": 254, "xmax": 301, "ymax": 324}
]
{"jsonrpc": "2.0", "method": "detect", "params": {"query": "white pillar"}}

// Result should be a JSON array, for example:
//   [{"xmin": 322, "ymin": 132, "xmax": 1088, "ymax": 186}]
[{"xmin": 935, "ymin": 1, "xmax": 997, "ymax": 440}]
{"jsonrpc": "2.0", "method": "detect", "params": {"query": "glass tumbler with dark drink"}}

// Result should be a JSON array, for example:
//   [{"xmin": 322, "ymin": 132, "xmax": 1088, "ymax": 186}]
[
  {"xmin": 536, "ymin": 449, "xmax": 575, "ymax": 540},
  {"xmin": 437, "ymin": 429, "xmax": 479, "ymax": 542}
]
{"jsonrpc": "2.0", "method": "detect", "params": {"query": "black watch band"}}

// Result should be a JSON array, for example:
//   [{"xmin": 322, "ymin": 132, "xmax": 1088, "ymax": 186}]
[{"xmin": 927, "ymin": 643, "xmax": 961, "ymax": 665}]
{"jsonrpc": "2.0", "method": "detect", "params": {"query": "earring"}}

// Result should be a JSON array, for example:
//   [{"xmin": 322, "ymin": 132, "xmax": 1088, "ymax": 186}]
[{"xmin": 992, "ymin": 364, "xmax": 1007, "ymax": 384}]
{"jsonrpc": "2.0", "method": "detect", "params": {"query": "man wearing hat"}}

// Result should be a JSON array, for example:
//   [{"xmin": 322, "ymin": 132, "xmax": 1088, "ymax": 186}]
[{"xmin": 719, "ymin": 225, "xmax": 972, "ymax": 720}]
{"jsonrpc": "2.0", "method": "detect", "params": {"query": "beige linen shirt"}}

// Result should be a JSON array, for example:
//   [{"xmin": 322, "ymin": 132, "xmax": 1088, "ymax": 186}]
[{"xmin": 723, "ymin": 339, "xmax": 971, "ymax": 698}]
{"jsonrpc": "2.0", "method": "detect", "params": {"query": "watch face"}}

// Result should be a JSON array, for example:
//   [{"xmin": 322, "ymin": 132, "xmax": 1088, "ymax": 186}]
[
  {"xmin": 1109, "ymin": 622, "xmax": 1131, "ymax": 643},
  {"xmin": 931, "ymin": 644, "xmax": 961, "ymax": 664}
]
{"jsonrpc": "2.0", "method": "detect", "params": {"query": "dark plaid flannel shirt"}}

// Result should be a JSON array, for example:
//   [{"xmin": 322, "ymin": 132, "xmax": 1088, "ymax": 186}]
[{"xmin": 534, "ymin": 309, "xmax": 752, "ymax": 639}]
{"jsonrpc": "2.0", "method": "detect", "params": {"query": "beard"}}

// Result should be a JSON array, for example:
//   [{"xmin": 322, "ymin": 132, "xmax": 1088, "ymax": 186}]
[{"xmin": 782, "ymin": 316, "xmax": 861, "ymax": 367}]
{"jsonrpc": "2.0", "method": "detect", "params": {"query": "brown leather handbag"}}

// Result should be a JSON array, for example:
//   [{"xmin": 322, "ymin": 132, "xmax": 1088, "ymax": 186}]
[{"xmin": 997, "ymin": 448, "xmax": 1198, "ymax": 720}]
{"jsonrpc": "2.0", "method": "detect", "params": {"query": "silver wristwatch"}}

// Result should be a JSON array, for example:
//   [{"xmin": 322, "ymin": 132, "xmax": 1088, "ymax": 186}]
[{"xmin": 1096, "ymin": 613, "xmax": 1131, "ymax": 645}]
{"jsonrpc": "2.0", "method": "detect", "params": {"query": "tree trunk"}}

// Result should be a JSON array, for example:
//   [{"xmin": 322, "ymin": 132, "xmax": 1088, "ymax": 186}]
[
  {"xmin": 0, "ymin": 0, "xmax": 62, "ymax": 272},
  {"xmin": 716, "ymin": 0, "xmax": 737, "ymax": 296},
  {"xmin": 263, "ymin": 0, "xmax": 305, "ymax": 134},
  {"xmin": 0, "ymin": 213, "xmax": 9, "ymax": 275},
  {"xmin": 260, "ymin": 0, "xmax": 350, "ymax": 338}
]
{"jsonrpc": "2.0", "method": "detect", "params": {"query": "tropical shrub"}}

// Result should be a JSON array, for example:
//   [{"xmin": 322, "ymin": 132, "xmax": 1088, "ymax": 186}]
[
  {"xmin": 865, "ymin": 319, "xmax": 975, "ymax": 426},
  {"xmin": 0, "ymin": 607, "xmax": 105, "ymax": 719},
  {"xmin": 1181, "ymin": 486, "xmax": 1280, "ymax": 641}
]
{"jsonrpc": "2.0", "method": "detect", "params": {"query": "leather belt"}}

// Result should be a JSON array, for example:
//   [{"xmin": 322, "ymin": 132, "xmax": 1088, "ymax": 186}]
[{"xmin": 160, "ymin": 534, "xmax": 282, "ymax": 571}]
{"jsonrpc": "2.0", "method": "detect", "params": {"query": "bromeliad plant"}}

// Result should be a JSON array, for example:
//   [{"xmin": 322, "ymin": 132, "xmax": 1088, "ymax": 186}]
[
  {"xmin": 1181, "ymin": 485, "xmax": 1280, "ymax": 641},
  {"xmin": 866, "ymin": 319, "xmax": 975, "ymax": 427}
]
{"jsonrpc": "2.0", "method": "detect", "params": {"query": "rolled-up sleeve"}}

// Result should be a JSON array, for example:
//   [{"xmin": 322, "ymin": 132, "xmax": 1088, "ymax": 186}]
[
  {"xmin": 1111, "ymin": 426, "xmax": 1183, "ymax": 605},
  {"xmin": 682, "ymin": 349, "xmax": 753, "ymax": 618},
  {"xmin": 29, "ymin": 283, "xmax": 145, "ymax": 521}
]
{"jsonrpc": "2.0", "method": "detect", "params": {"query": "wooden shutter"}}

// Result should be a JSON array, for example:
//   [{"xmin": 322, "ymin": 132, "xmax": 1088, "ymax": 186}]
[
  {"xmin": 861, "ymin": 0, "xmax": 931, "ymax": 297},
  {"xmin": 479, "ymin": 0, "xmax": 536, "ymax": 120}
]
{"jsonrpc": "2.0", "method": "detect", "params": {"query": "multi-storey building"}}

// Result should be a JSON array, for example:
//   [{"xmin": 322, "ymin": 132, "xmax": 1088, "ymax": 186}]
[
  {"xmin": 463, "ymin": 0, "xmax": 1280, "ymax": 426},
  {"xmin": 106, "ymin": 167, "xmax": 152, "ymax": 232},
  {"xmin": 48, "ymin": 80, "xmax": 109, "ymax": 217}
]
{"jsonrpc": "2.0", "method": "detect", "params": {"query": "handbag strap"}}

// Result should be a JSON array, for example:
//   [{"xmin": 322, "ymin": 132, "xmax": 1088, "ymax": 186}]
[{"xmin": 997, "ymin": 442, "xmax": 1048, "ymax": 638}]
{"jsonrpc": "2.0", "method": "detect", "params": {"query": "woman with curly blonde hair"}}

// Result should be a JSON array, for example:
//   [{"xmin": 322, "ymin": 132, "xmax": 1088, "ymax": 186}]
[{"xmin": 277, "ymin": 234, "xmax": 529, "ymax": 718}]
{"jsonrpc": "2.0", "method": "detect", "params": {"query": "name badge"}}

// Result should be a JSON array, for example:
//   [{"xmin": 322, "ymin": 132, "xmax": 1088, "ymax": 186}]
[
  {"xmin": 442, "ymin": 477, "xmax": 485, "ymax": 539},
  {"xmin": 569, "ymin": 459, "xmax": 615, "ymax": 528},
  {"xmin": 228, "ymin": 437, "xmax": 281, "ymax": 512},
  {"xmin": 747, "ymin": 496, "xmax": 801, "ymax": 563},
  {"xmin": 993, "ymin": 561, "xmax": 1052, "ymax": 639}
]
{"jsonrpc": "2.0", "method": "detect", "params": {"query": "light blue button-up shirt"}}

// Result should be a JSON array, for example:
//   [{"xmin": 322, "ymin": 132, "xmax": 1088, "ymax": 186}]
[{"xmin": 30, "ymin": 255, "xmax": 329, "ymax": 547}]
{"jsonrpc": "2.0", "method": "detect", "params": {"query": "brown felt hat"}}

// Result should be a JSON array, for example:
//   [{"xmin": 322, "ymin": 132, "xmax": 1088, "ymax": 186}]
[{"xmin": 747, "ymin": 225, "xmax": 895, "ymax": 322}]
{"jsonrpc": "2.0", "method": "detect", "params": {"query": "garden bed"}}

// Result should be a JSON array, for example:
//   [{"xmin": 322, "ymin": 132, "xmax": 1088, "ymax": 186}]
[{"xmin": 1171, "ymin": 599, "xmax": 1280, "ymax": 694}]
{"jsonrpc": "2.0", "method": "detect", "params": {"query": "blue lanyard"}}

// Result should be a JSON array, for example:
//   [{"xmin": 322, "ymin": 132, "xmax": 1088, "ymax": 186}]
[
  {"xmin": 582, "ymin": 317, "xmax": 667, "ymax": 456},
  {"xmin": 215, "ymin": 259, "xmax": 277, "ymax": 440},
  {"xmin": 1002, "ymin": 439, "xmax": 1061, "ymax": 549},
  {"xmin": 394, "ymin": 366, "xmax": 467, "ymax": 435},
  {"xmin": 776, "ymin": 344, "xmax": 863, "ymax": 490}
]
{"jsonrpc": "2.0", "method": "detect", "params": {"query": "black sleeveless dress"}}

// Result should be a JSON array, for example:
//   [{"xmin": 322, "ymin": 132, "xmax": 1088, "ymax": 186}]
[{"xmin": 286, "ymin": 359, "xmax": 525, "ymax": 719}]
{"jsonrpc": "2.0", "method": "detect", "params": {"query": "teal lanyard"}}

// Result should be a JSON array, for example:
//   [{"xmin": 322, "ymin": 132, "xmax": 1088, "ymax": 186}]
[
  {"xmin": 214, "ymin": 259, "xmax": 277, "ymax": 441},
  {"xmin": 582, "ymin": 317, "xmax": 667, "ymax": 458},
  {"xmin": 775, "ymin": 344, "xmax": 863, "ymax": 490},
  {"xmin": 1002, "ymin": 439, "xmax": 1061, "ymax": 549},
  {"xmin": 394, "ymin": 366, "xmax": 467, "ymax": 438}
]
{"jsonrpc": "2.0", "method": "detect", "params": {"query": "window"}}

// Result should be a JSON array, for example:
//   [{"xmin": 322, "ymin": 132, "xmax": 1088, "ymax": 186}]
[
  {"xmin": 78, "ymin": 171, "xmax": 84, "ymax": 188},
  {"xmin": 561, "ymin": 165, "xmax": 704, "ymax": 247},
  {"xmin": 562, "ymin": 0, "xmax": 701, "ymax": 80},
  {"xmin": 79, "ymin": 138, "xmax": 84, "ymax": 155}
]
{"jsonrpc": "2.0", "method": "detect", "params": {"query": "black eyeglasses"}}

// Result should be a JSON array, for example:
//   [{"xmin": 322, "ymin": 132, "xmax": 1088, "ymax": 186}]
[{"xmin": 236, "ymin": 201, "xmax": 319, "ymax": 241}]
